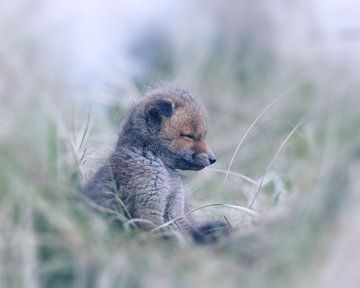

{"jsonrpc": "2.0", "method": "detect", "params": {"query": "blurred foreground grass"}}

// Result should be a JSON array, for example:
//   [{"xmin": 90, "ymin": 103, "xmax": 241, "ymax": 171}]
[{"xmin": 1, "ymin": 2, "xmax": 360, "ymax": 288}]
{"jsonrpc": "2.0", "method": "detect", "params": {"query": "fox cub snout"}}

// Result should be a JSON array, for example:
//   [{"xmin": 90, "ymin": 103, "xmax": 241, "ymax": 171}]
[{"xmin": 121, "ymin": 88, "xmax": 216, "ymax": 170}]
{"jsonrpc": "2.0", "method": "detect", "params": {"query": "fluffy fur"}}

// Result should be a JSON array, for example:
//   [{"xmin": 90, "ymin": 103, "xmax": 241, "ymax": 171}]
[{"xmin": 83, "ymin": 87, "xmax": 230, "ymax": 243}]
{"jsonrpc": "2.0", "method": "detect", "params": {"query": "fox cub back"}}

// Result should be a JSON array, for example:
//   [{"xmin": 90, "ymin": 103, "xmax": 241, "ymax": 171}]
[{"xmin": 84, "ymin": 87, "xmax": 230, "ymax": 243}]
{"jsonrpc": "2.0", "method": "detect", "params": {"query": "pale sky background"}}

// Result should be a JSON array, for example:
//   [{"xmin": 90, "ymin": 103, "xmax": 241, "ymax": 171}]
[{"xmin": 2, "ymin": 0, "xmax": 360, "ymax": 87}]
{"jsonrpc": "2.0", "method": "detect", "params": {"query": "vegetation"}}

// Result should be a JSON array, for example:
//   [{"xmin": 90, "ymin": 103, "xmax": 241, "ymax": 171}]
[{"xmin": 0, "ymin": 2, "xmax": 359, "ymax": 287}]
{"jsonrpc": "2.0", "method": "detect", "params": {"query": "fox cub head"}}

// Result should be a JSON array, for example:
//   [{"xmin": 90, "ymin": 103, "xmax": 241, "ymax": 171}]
[{"xmin": 120, "ymin": 87, "xmax": 216, "ymax": 171}]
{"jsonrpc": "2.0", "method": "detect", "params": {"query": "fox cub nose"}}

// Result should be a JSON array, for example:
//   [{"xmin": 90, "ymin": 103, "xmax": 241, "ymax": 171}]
[{"xmin": 209, "ymin": 155, "xmax": 216, "ymax": 165}]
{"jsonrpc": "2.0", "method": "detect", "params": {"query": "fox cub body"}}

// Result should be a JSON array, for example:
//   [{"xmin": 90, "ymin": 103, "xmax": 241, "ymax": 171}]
[{"xmin": 84, "ymin": 87, "xmax": 229, "ymax": 242}]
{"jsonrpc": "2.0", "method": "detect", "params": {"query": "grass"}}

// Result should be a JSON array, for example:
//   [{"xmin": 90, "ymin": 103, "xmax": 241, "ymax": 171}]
[{"xmin": 1, "ymin": 2, "xmax": 360, "ymax": 288}]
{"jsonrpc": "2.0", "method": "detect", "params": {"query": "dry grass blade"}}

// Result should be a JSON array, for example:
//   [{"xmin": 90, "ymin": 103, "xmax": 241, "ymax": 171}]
[
  {"xmin": 225, "ymin": 97, "xmax": 280, "ymax": 182},
  {"xmin": 149, "ymin": 203, "xmax": 260, "ymax": 233},
  {"xmin": 190, "ymin": 203, "xmax": 260, "ymax": 217},
  {"xmin": 112, "ymin": 192, "xmax": 132, "ymax": 219},
  {"xmin": 70, "ymin": 140, "xmax": 85, "ymax": 180},
  {"xmin": 79, "ymin": 112, "xmax": 91, "ymax": 152},
  {"xmin": 207, "ymin": 167, "xmax": 257, "ymax": 185},
  {"xmin": 79, "ymin": 193, "xmax": 127, "ymax": 220},
  {"xmin": 248, "ymin": 119, "xmax": 304, "ymax": 208},
  {"xmin": 124, "ymin": 218, "xmax": 158, "ymax": 229}
]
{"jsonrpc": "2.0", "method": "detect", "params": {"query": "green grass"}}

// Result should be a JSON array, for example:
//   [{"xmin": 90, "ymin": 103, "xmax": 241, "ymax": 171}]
[{"xmin": 1, "ymin": 3, "xmax": 360, "ymax": 288}]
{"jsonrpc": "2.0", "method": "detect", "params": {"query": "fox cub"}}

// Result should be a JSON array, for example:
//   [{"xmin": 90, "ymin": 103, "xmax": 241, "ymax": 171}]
[{"xmin": 84, "ymin": 87, "xmax": 230, "ymax": 243}]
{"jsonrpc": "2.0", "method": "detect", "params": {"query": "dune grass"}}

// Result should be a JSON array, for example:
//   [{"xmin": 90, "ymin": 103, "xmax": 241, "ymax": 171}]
[{"xmin": 1, "ymin": 2, "xmax": 360, "ymax": 288}]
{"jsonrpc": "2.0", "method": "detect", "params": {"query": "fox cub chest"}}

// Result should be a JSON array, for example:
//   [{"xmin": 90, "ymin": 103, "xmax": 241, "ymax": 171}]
[{"xmin": 113, "ymin": 148, "xmax": 185, "ymax": 225}]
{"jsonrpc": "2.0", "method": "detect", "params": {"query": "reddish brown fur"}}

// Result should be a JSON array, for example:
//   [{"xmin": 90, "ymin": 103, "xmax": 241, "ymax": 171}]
[
  {"xmin": 84, "ymin": 86, "xmax": 230, "ymax": 243},
  {"xmin": 148, "ymin": 88, "xmax": 213, "ymax": 159}
]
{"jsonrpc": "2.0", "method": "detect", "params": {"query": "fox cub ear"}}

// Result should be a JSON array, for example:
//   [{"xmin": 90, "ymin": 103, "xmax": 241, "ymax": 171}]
[{"xmin": 145, "ymin": 100, "xmax": 173, "ymax": 130}]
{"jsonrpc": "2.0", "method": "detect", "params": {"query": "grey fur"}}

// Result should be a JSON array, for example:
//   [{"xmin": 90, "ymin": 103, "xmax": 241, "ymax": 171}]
[{"xmin": 83, "ymin": 87, "xmax": 230, "ymax": 242}]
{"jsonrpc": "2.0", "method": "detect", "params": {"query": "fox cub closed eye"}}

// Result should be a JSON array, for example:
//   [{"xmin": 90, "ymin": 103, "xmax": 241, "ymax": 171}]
[{"xmin": 181, "ymin": 133, "xmax": 195, "ymax": 140}]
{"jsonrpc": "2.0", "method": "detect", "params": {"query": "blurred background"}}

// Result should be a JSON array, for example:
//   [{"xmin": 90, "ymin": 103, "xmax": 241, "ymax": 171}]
[{"xmin": 0, "ymin": 1, "xmax": 359, "ymax": 287}]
